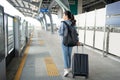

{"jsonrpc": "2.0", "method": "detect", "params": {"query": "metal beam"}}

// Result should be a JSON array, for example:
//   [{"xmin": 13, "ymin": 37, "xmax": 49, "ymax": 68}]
[
  {"xmin": 38, "ymin": 0, "xmax": 43, "ymax": 14},
  {"xmin": 28, "ymin": 1, "xmax": 31, "ymax": 12},
  {"xmin": 55, "ymin": 0, "xmax": 70, "ymax": 11},
  {"xmin": 22, "ymin": 0, "xmax": 27, "ymax": 14},
  {"xmin": 14, "ymin": 6, "xmax": 38, "ymax": 13},
  {"xmin": 23, "ymin": 11, "xmax": 33, "ymax": 14},
  {"xmin": 83, "ymin": 0, "xmax": 104, "ymax": 8},
  {"xmin": 100, "ymin": 0, "xmax": 107, "ymax": 4},
  {"xmin": 15, "ymin": 0, "xmax": 22, "ymax": 7},
  {"xmin": 7, "ymin": 0, "xmax": 16, "ymax": 6},
  {"xmin": 23, "ymin": 0, "xmax": 40, "ymax": 7},
  {"xmin": 15, "ymin": 0, "xmax": 25, "ymax": 14},
  {"xmin": 105, "ymin": 0, "xmax": 113, "ymax": 4},
  {"xmin": 22, "ymin": 0, "xmax": 26, "ymax": 8},
  {"xmin": 14, "ymin": 0, "xmax": 22, "ymax": 13},
  {"xmin": 22, "ymin": 0, "xmax": 31, "ymax": 15},
  {"xmin": 48, "ymin": 0, "xmax": 56, "ymax": 10},
  {"xmin": 24, "ymin": 14, "xmax": 32, "ymax": 17}
]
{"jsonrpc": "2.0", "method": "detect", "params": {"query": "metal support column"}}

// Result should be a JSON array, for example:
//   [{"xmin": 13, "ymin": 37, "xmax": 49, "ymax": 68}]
[
  {"xmin": 47, "ymin": 12, "xmax": 54, "ymax": 34},
  {"xmin": 25, "ymin": 21, "xmax": 28, "ymax": 44},
  {"xmin": 43, "ymin": 13, "xmax": 48, "ymax": 31},
  {"xmin": 78, "ymin": 0, "xmax": 83, "ymax": 14},
  {"xmin": 39, "ymin": 18, "xmax": 44, "ymax": 29},
  {"xmin": 93, "ymin": 9, "xmax": 97, "ymax": 48},
  {"xmin": 84, "ymin": 12, "xmax": 87, "ymax": 44},
  {"xmin": 105, "ymin": 27, "xmax": 110, "ymax": 57}
]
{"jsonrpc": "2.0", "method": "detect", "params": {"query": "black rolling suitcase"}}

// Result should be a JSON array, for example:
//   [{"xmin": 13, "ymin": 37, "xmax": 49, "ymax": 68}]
[{"xmin": 72, "ymin": 46, "xmax": 89, "ymax": 79}]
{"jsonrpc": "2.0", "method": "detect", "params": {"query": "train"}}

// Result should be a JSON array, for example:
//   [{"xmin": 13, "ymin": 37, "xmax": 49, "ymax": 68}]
[{"xmin": 0, "ymin": 4, "xmax": 34, "ymax": 80}]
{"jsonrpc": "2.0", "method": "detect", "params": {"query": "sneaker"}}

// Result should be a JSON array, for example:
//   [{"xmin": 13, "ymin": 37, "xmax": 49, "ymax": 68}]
[{"xmin": 63, "ymin": 69, "xmax": 69, "ymax": 77}]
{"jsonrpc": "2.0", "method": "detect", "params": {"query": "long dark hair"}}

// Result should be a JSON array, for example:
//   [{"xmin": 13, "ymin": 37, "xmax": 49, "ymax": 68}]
[{"xmin": 64, "ymin": 11, "xmax": 76, "ymax": 26}]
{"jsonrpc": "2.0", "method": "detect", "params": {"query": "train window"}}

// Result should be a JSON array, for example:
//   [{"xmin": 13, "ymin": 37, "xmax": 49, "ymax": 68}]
[
  {"xmin": 8, "ymin": 16, "xmax": 14, "ymax": 53},
  {"xmin": 19, "ymin": 19, "xmax": 26, "ymax": 50}
]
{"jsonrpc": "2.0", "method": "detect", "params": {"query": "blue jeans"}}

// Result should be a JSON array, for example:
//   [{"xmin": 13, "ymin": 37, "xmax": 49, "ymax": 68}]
[{"xmin": 62, "ymin": 43, "xmax": 73, "ymax": 69}]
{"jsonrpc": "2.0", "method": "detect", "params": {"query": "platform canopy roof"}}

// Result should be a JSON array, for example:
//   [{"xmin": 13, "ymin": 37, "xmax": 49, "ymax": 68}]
[{"xmin": 7, "ymin": 0, "xmax": 119, "ymax": 18}]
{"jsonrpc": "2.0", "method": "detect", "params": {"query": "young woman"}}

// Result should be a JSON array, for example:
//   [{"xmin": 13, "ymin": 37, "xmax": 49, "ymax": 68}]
[{"xmin": 58, "ymin": 11, "xmax": 80, "ymax": 77}]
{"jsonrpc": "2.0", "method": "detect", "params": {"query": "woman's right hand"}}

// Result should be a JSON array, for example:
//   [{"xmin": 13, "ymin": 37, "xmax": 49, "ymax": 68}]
[{"xmin": 77, "ymin": 42, "xmax": 83, "ymax": 46}]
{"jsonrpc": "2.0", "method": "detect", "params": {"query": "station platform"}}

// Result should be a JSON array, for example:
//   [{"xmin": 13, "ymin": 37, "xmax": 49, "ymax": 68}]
[{"xmin": 7, "ymin": 29, "xmax": 120, "ymax": 80}]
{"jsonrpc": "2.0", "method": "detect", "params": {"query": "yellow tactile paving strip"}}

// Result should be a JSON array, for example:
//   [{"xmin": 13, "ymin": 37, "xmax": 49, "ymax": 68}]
[
  {"xmin": 14, "ymin": 34, "xmax": 33, "ymax": 80},
  {"xmin": 44, "ymin": 57, "xmax": 59, "ymax": 76},
  {"xmin": 39, "ymin": 40, "xmax": 44, "ymax": 45}
]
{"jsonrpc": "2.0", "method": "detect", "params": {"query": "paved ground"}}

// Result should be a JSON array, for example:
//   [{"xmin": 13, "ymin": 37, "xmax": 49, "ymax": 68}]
[{"xmin": 7, "ymin": 29, "xmax": 120, "ymax": 80}]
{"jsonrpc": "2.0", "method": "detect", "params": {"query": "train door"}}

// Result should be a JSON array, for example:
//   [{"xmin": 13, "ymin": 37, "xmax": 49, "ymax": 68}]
[{"xmin": 0, "ymin": 5, "xmax": 6, "ymax": 80}]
